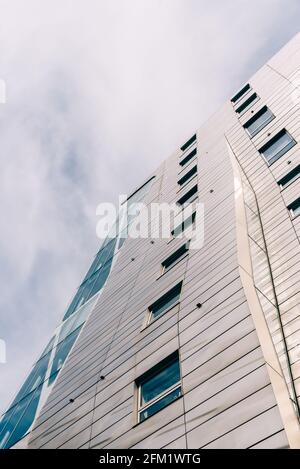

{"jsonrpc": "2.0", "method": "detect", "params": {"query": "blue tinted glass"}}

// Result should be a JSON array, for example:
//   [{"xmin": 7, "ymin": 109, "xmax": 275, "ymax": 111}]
[
  {"xmin": 63, "ymin": 238, "xmax": 117, "ymax": 321},
  {"xmin": 141, "ymin": 359, "xmax": 180, "ymax": 405},
  {"xmin": 83, "ymin": 236, "xmax": 117, "ymax": 282},
  {"xmin": 0, "ymin": 394, "xmax": 31, "ymax": 448},
  {"xmin": 48, "ymin": 326, "xmax": 82, "ymax": 385},
  {"xmin": 88, "ymin": 262, "xmax": 111, "ymax": 299},
  {"xmin": 3, "ymin": 386, "xmax": 43, "ymax": 448},
  {"xmin": 140, "ymin": 387, "xmax": 181, "ymax": 422},
  {"xmin": 0, "ymin": 348, "xmax": 52, "ymax": 448},
  {"xmin": 5, "ymin": 351, "xmax": 51, "ymax": 413},
  {"xmin": 36, "ymin": 336, "xmax": 55, "ymax": 362},
  {"xmin": 0, "ymin": 407, "xmax": 16, "ymax": 448}
]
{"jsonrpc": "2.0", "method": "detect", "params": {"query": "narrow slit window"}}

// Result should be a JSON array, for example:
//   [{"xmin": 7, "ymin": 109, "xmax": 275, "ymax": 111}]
[
  {"xmin": 231, "ymin": 83, "xmax": 251, "ymax": 103},
  {"xmin": 149, "ymin": 282, "xmax": 182, "ymax": 321},
  {"xmin": 259, "ymin": 129, "xmax": 296, "ymax": 165},
  {"xmin": 161, "ymin": 243, "xmax": 189, "ymax": 273},
  {"xmin": 177, "ymin": 185, "xmax": 198, "ymax": 206},
  {"xmin": 235, "ymin": 93, "xmax": 259, "ymax": 114},
  {"xmin": 136, "ymin": 352, "xmax": 182, "ymax": 422},
  {"xmin": 179, "ymin": 148, "xmax": 197, "ymax": 167},
  {"xmin": 180, "ymin": 134, "xmax": 196, "ymax": 152},
  {"xmin": 178, "ymin": 165, "xmax": 197, "ymax": 187},
  {"xmin": 243, "ymin": 106, "xmax": 274, "ymax": 137},
  {"xmin": 278, "ymin": 164, "xmax": 300, "ymax": 189},
  {"xmin": 288, "ymin": 197, "xmax": 300, "ymax": 218},
  {"xmin": 172, "ymin": 212, "xmax": 196, "ymax": 238}
]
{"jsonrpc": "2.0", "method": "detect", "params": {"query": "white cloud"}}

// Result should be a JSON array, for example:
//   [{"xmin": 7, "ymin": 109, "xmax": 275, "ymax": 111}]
[{"xmin": 0, "ymin": 0, "xmax": 299, "ymax": 414}]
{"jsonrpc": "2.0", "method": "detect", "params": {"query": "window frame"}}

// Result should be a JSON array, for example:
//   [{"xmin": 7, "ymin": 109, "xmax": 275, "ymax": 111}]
[
  {"xmin": 243, "ymin": 105, "xmax": 275, "ymax": 137},
  {"xmin": 148, "ymin": 282, "xmax": 183, "ymax": 323},
  {"xmin": 176, "ymin": 184, "xmax": 198, "ymax": 206},
  {"xmin": 259, "ymin": 129, "xmax": 296, "ymax": 166},
  {"xmin": 171, "ymin": 211, "xmax": 196, "ymax": 239},
  {"xmin": 277, "ymin": 164, "xmax": 300, "ymax": 190},
  {"xmin": 179, "ymin": 147, "xmax": 197, "ymax": 167},
  {"xmin": 180, "ymin": 134, "xmax": 196, "ymax": 152},
  {"xmin": 161, "ymin": 242, "xmax": 189, "ymax": 275},
  {"xmin": 288, "ymin": 197, "xmax": 300, "ymax": 219},
  {"xmin": 235, "ymin": 92, "xmax": 259, "ymax": 115},
  {"xmin": 136, "ymin": 352, "xmax": 182, "ymax": 423},
  {"xmin": 231, "ymin": 83, "xmax": 251, "ymax": 103},
  {"xmin": 178, "ymin": 165, "xmax": 197, "ymax": 188}
]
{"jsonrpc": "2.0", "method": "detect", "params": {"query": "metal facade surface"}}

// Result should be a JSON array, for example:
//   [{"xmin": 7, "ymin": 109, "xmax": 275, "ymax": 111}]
[{"xmin": 12, "ymin": 33, "xmax": 300, "ymax": 448}]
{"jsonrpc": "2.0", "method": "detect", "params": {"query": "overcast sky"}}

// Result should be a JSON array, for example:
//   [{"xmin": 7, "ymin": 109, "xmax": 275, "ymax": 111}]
[{"xmin": 0, "ymin": 0, "xmax": 299, "ymax": 415}]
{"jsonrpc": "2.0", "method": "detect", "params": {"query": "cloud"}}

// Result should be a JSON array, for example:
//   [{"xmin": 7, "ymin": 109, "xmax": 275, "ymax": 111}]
[{"xmin": 0, "ymin": 0, "xmax": 299, "ymax": 414}]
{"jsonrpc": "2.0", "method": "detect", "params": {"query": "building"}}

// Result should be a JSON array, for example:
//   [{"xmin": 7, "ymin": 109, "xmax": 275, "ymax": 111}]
[{"xmin": 1, "ymin": 32, "xmax": 300, "ymax": 449}]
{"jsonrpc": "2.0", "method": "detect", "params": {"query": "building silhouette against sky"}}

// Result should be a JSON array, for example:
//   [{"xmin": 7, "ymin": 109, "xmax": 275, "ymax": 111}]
[{"xmin": 1, "ymin": 33, "xmax": 300, "ymax": 449}]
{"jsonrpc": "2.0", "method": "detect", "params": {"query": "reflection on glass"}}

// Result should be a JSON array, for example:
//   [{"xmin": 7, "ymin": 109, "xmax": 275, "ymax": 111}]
[
  {"xmin": 141, "ymin": 360, "xmax": 181, "ymax": 405},
  {"xmin": 0, "ymin": 349, "xmax": 51, "ymax": 449},
  {"xmin": 140, "ymin": 387, "xmax": 181, "ymax": 422},
  {"xmin": 260, "ymin": 130, "xmax": 296, "ymax": 165},
  {"xmin": 48, "ymin": 325, "xmax": 83, "ymax": 385},
  {"xmin": 138, "ymin": 355, "xmax": 181, "ymax": 422},
  {"xmin": 244, "ymin": 107, "xmax": 274, "ymax": 137},
  {"xmin": 150, "ymin": 284, "xmax": 182, "ymax": 320}
]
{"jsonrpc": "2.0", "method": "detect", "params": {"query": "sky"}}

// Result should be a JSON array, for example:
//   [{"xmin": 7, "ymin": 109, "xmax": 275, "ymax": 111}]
[{"xmin": 0, "ymin": 0, "xmax": 299, "ymax": 415}]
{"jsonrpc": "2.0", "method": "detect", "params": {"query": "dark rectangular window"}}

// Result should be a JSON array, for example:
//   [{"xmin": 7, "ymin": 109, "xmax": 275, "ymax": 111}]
[
  {"xmin": 162, "ymin": 243, "xmax": 189, "ymax": 273},
  {"xmin": 231, "ymin": 83, "xmax": 251, "ymax": 103},
  {"xmin": 149, "ymin": 282, "xmax": 182, "ymax": 320},
  {"xmin": 235, "ymin": 93, "xmax": 259, "ymax": 114},
  {"xmin": 178, "ymin": 165, "xmax": 197, "ymax": 187},
  {"xmin": 137, "ymin": 352, "xmax": 182, "ymax": 422},
  {"xmin": 180, "ymin": 134, "xmax": 196, "ymax": 152},
  {"xmin": 288, "ymin": 197, "xmax": 300, "ymax": 218},
  {"xmin": 177, "ymin": 185, "xmax": 198, "ymax": 206},
  {"xmin": 243, "ymin": 106, "xmax": 274, "ymax": 137},
  {"xmin": 278, "ymin": 165, "xmax": 300, "ymax": 189},
  {"xmin": 259, "ymin": 129, "xmax": 296, "ymax": 165},
  {"xmin": 172, "ymin": 211, "xmax": 196, "ymax": 238},
  {"xmin": 179, "ymin": 148, "xmax": 197, "ymax": 167}
]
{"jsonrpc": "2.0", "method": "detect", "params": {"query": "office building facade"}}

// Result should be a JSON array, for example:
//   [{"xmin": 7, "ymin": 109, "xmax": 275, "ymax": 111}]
[{"xmin": 1, "ymin": 33, "xmax": 300, "ymax": 449}]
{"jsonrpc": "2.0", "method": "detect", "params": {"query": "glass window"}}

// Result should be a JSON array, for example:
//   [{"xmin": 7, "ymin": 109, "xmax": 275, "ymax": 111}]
[
  {"xmin": 259, "ymin": 129, "xmax": 296, "ymax": 165},
  {"xmin": 277, "ymin": 164, "xmax": 300, "ymax": 189},
  {"xmin": 0, "ymin": 349, "xmax": 52, "ymax": 449},
  {"xmin": 83, "ymin": 237, "xmax": 117, "ymax": 282},
  {"xmin": 63, "ymin": 238, "xmax": 117, "ymax": 321},
  {"xmin": 162, "ymin": 243, "xmax": 189, "ymax": 273},
  {"xmin": 231, "ymin": 83, "xmax": 251, "ymax": 103},
  {"xmin": 137, "ymin": 353, "xmax": 181, "ymax": 422},
  {"xmin": 243, "ymin": 106, "xmax": 274, "ymax": 137},
  {"xmin": 177, "ymin": 185, "xmax": 198, "ymax": 206},
  {"xmin": 48, "ymin": 326, "xmax": 83, "ymax": 385},
  {"xmin": 2, "ymin": 386, "xmax": 43, "ymax": 449},
  {"xmin": 180, "ymin": 134, "xmax": 196, "ymax": 152},
  {"xmin": 149, "ymin": 282, "xmax": 182, "ymax": 320},
  {"xmin": 172, "ymin": 211, "xmax": 196, "ymax": 238},
  {"xmin": 179, "ymin": 148, "xmax": 197, "ymax": 167},
  {"xmin": 235, "ymin": 93, "xmax": 259, "ymax": 114},
  {"xmin": 288, "ymin": 197, "xmax": 300, "ymax": 218},
  {"xmin": 178, "ymin": 165, "xmax": 197, "ymax": 187}
]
